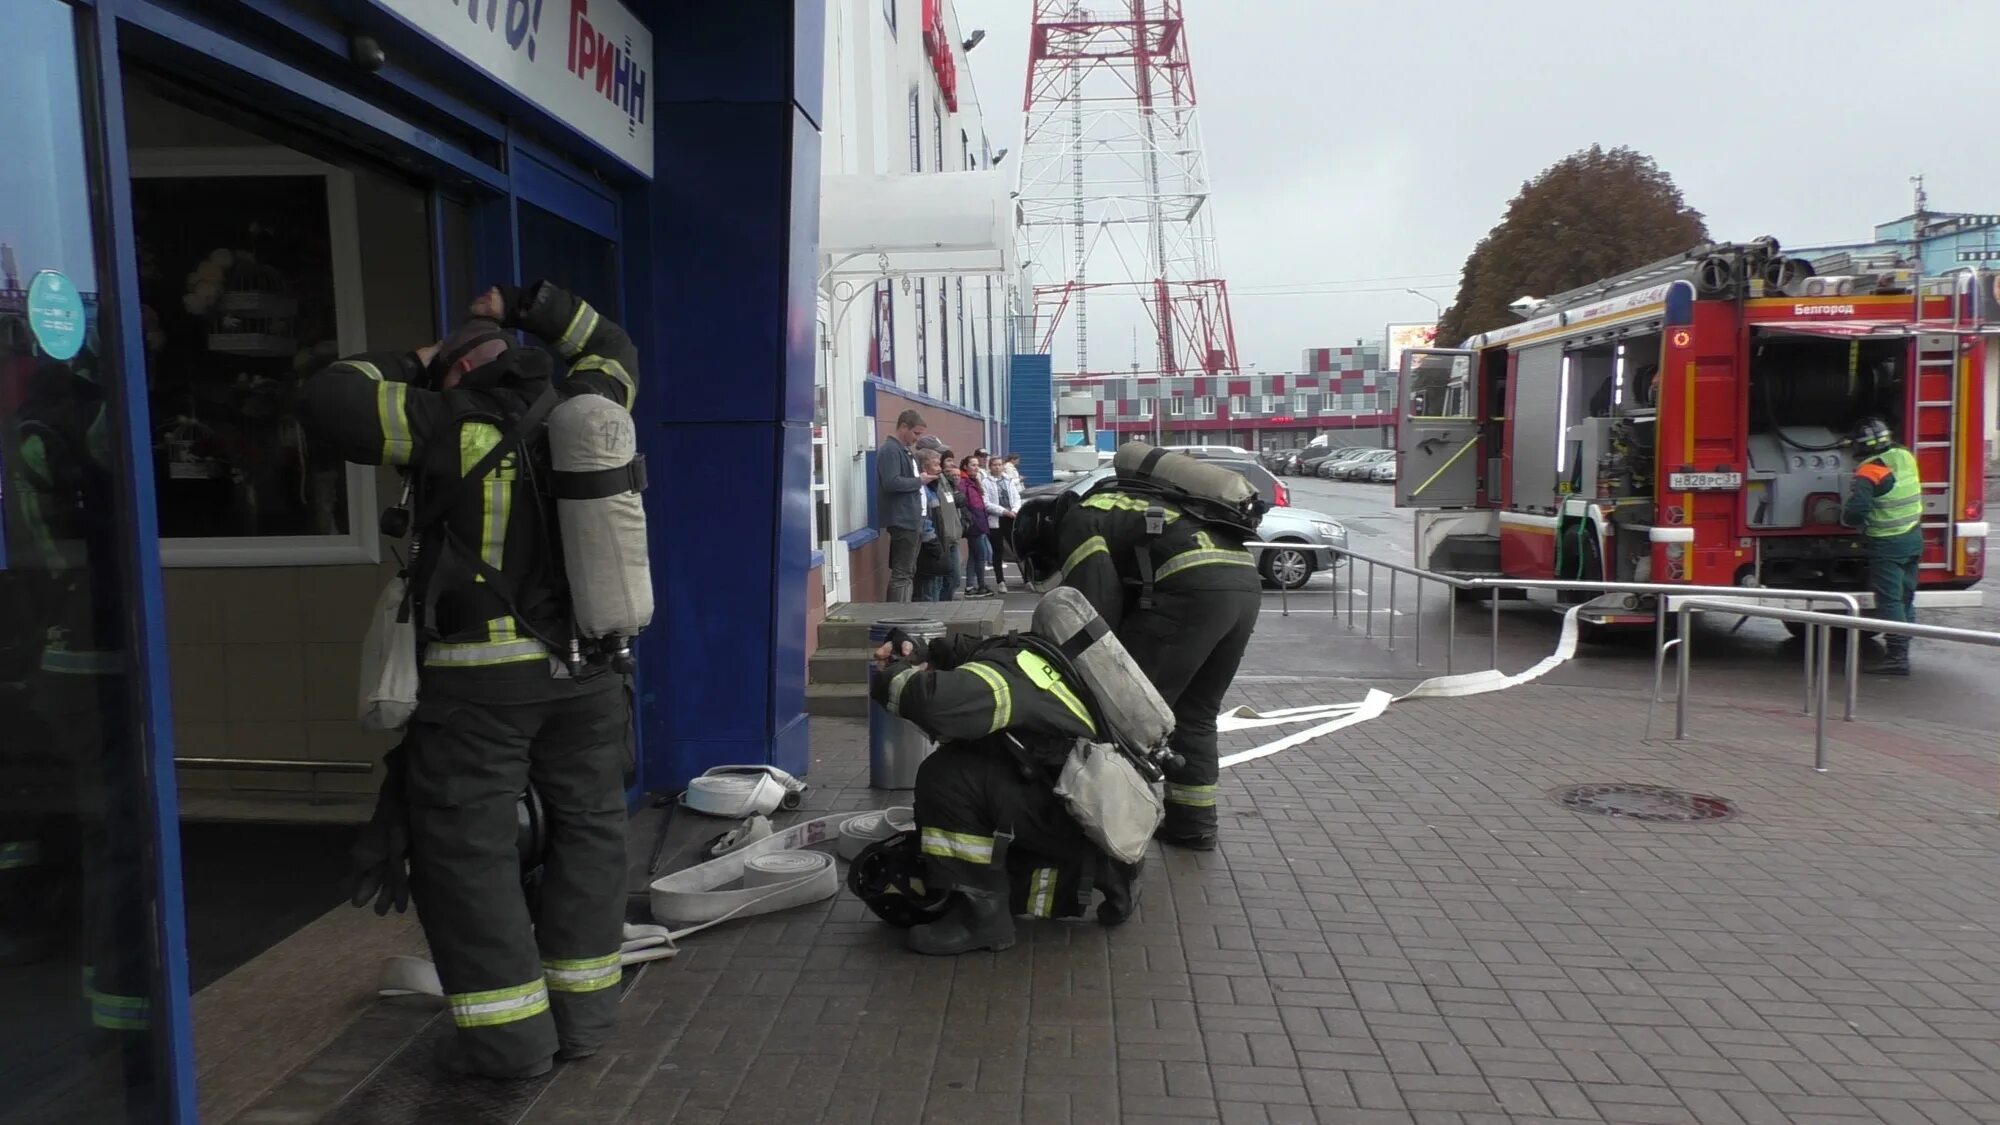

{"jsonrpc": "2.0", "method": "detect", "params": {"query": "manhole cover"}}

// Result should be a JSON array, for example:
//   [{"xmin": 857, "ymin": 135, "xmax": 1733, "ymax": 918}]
[{"xmin": 1552, "ymin": 783, "xmax": 1734, "ymax": 823}]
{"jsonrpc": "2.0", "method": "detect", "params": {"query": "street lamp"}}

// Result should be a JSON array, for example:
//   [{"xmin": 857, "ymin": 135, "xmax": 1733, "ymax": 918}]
[{"xmin": 1405, "ymin": 288, "xmax": 1443, "ymax": 318}]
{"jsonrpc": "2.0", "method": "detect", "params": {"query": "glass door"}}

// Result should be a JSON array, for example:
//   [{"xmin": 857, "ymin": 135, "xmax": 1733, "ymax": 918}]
[{"xmin": 1, "ymin": 2, "xmax": 181, "ymax": 1121}]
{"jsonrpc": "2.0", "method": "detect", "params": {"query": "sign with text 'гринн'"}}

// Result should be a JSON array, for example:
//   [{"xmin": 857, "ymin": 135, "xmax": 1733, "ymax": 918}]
[{"xmin": 374, "ymin": 0, "xmax": 653, "ymax": 178}]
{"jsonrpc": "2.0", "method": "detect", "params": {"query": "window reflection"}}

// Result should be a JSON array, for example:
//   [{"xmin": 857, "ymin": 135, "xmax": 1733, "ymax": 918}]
[{"xmin": 1, "ymin": 2, "xmax": 169, "ymax": 1122}]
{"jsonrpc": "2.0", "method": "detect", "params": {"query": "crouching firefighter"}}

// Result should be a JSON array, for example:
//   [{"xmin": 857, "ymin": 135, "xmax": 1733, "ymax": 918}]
[
  {"xmin": 303, "ymin": 280, "xmax": 650, "ymax": 1080},
  {"xmin": 1015, "ymin": 442, "xmax": 1267, "ymax": 851},
  {"xmin": 858, "ymin": 589, "xmax": 1179, "ymax": 954}
]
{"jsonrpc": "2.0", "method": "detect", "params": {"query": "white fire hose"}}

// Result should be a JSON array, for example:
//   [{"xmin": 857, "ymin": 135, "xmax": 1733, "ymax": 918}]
[{"xmin": 375, "ymin": 805, "xmax": 910, "ymax": 1003}]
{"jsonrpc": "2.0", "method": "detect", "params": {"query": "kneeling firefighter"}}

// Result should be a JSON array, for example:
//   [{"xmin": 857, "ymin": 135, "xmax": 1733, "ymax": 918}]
[
  {"xmin": 1015, "ymin": 442, "xmax": 1267, "ymax": 851},
  {"xmin": 304, "ymin": 280, "xmax": 650, "ymax": 1079},
  {"xmin": 861, "ymin": 589, "xmax": 1178, "ymax": 954}
]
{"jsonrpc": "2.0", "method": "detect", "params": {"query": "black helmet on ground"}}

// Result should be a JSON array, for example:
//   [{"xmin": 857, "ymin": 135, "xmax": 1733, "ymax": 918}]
[{"xmin": 846, "ymin": 830, "xmax": 955, "ymax": 928}]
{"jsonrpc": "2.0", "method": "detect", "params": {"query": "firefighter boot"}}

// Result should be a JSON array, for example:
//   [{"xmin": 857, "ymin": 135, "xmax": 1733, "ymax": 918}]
[
  {"xmin": 907, "ymin": 887, "xmax": 1015, "ymax": 955},
  {"xmin": 1864, "ymin": 636, "xmax": 1911, "ymax": 677},
  {"xmin": 1096, "ymin": 857, "xmax": 1143, "ymax": 927}
]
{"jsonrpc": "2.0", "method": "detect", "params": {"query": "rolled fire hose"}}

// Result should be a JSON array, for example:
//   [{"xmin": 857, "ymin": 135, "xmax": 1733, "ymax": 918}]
[
  {"xmin": 375, "ymin": 810, "xmax": 896, "ymax": 1002},
  {"xmin": 834, "ymin": 807, "xmax": 914, "ymax": 861},
  {"xmin": 680, "ymin": 766, "xmax": 808, "ymax": 818}
]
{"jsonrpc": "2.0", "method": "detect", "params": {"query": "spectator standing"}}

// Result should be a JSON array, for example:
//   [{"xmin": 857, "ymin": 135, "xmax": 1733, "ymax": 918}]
[
  {"xmin": 989, "ymin": 455, "xmax": 1023, "ymax": 591},
  {"xmin": 911, "ymin": 449, "xmax": 950, "ymax": 601},
  {"xmin": 877, "ymin": 410, "xmax": 934, "ymax": 602},
  {"xmin": 959, "ymin": 455, "xmax": 996, "ymax": 598},
  {"xmin": 916, "ymin": 438, "xmax": 963, "ymax": 602}
]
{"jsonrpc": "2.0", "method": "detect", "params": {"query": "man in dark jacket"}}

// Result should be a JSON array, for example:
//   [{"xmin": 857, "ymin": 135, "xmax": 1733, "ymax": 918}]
[
  {"xmin": 303, "ymin": 280, "xmax": 636, "ymax": 1080},
  {"xmin": 878, "ymin": 410, "xmax": 933, "ymax": 602},
  {"xmin": 870, "ymin": 629, "xmax": 1137, "ymax": 954}
]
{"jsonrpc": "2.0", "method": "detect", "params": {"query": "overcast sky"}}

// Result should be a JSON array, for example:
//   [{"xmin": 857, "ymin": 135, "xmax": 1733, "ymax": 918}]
[{"xmin": 952, "ymin": 0, "xmax": 2000, "ymax": 372}]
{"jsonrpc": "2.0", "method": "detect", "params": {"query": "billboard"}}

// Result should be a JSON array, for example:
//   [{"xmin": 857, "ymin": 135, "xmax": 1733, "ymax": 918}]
[{"xmin": 1384, "ymin": 322, "xmax": 1439, "ymax": 376}]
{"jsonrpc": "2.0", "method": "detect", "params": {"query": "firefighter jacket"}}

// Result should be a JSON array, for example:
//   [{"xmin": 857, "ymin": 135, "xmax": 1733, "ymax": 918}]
[
  {"xmin": 872, "ymin": 633, "xmax": 1098, "ymax": 770},
  {"xmin": 1054, "ymin": 489, "xmax": 1260, "ymax": 630},
  {"xmin": 1844, "ymin": 445, "xmax": 1923, "ymax": 548},
  {"xmin": 303, "ymin": 284, "xmax": 638, "ymax": 668},
  {"xmin": 13, "ymin": 357, "xmax": 124, "ymax": 668}
]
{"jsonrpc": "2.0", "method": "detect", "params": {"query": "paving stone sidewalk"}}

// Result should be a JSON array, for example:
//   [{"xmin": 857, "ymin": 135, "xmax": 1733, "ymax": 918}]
[{"xmin": 512, "ymin": 662, "xmax": 2000, "ymax": 1125}]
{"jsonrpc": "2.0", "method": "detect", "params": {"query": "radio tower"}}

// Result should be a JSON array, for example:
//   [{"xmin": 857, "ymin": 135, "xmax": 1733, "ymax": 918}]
[{"xmin": 1018, "ymin": 0, "xmax": 1240, "ymax": 378}]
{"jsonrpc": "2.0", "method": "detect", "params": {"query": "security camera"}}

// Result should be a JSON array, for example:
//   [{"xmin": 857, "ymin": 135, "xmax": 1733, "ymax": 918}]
[{"xmin": 349, "ymin": 33, "xmax": 386, "ymax": 73}]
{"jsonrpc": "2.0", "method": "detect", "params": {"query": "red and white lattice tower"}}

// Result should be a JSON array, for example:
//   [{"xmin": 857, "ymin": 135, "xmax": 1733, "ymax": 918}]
[{"xmin": 1018, "ymin": 0, "xmax": 1240, "ymax": 378}]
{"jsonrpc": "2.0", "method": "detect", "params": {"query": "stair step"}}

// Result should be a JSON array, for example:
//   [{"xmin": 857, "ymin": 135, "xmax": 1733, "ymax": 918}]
[
  {"xmin": 805, "ymin": 682, "xmax": 868, "ymax": 718},
  {"xmin": 816, "ymin": 599, "xmax": 1008, "ymax": 649},
  {"xmin": 808, "ymin": 647, "xmax": 875, "ymax": 685}
]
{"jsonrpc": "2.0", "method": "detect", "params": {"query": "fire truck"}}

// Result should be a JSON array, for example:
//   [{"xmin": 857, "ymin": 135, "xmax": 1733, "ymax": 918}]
[{"xmin": 1394, "ymin": 238, "xmax": 1993, "ymax": 633}]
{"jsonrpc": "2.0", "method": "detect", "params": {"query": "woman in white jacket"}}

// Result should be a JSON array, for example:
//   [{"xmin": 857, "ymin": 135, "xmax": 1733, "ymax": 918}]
[{"xmin": 981, "ymin": 452, "xmax": 1022, "ymax": 591}]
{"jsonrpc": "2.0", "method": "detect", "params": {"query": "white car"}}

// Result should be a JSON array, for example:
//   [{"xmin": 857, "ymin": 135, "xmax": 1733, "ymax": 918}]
[{"xmin": 1370, "ymin": 460, "xmax": 1397, "ymax": 483}]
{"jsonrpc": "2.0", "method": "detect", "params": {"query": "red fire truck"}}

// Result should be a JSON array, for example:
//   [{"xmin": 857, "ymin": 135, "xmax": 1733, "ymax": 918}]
[{"xmin": 1395, "ymin": 238, "xmax": 1992, "ymax": 632}]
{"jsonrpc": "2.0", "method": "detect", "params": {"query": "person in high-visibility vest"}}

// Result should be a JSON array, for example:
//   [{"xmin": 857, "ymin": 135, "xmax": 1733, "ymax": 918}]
[{"xmin": 1842, "ymin": 417, "xmax": 1923, "ymax": 676}]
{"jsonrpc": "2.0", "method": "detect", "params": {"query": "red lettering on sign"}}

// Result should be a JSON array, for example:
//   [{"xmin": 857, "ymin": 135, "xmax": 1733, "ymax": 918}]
[{"xmin": 920, "ymin": 0, "xmax": 959, "ymax": 112}]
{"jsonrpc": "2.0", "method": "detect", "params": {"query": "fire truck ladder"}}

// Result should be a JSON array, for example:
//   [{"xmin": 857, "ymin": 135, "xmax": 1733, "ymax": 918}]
[{"xmin": 1911, "ymin": 330, "xmax": 1965, "ymax": 572}]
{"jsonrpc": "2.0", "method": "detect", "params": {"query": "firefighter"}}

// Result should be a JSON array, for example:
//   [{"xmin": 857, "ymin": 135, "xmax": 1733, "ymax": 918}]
[
  {"xmin": 303, "ymin": 281, "xmax": 637, "ymax": 1079},
  {"xmin": 869, "ymin": 630, "xmax": 1140, "ymax": 955},
  {"xmin": 1842, "ymin": 416, "xmax": 1923, "ymax": 676},
  {"xmin": 1032, "ymin": 446, "xmax": 1262, "ymax": 851},
  {"xmin": 11, "ymin": 352, "xmax": 160, "ymax": 1120}
]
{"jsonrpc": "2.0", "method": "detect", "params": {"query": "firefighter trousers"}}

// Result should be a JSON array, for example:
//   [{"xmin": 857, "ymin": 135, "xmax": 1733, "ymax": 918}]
[
  {"xmin": 1119, "ymin": 585, "xmax": 1262, "ymax": 840},
  {"xmin": 913, "ymin": 745, "xmax": 1097, "ymax": 916},
  {"xmin": 404, "ymin": 668, "xmax": 630, "ymax": 1076}
]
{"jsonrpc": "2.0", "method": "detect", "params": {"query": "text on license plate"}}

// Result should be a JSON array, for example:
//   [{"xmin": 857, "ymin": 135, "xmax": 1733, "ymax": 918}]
[{"xmin": 1668, "ymin": 471, "xmax": 1743, "ymax": 491}]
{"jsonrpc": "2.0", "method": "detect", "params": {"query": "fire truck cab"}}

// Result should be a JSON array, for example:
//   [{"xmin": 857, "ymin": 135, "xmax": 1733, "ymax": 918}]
[{"xmin": 1395, "ymin": 238, "xmax": 1992, "ymax": 631}]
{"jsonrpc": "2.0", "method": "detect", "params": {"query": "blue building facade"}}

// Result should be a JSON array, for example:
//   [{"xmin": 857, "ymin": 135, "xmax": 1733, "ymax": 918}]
[{"xmin": 0, "ymin": 0, "xmax": 819, "ymax": 1118}]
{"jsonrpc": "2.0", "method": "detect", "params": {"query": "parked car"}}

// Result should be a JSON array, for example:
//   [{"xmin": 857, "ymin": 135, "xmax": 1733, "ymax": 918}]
[
  {"xmin": 1370, "ymin": 460, "xmax": 1397, "ymax": 483},
  {"xmin": 1016, "ymin": 464, "xmax": 1345, "ymax": 591},
  {"xmin": 1336, "ymin": 449, "xmax": 1394, "ymax": 480},
  {"xmin": 1298, "ymin": 448, "xmax": 1350, "ymax": 477},
  {"xmin": 1316, "ymin": 448, "xmax": 1377, "ymax": 478}
]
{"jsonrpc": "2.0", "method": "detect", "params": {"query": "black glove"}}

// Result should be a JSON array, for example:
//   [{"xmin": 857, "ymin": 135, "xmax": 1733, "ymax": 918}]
[{"xmin": 348, "ymin": 742, "xmax": 412, "ymax": 916}]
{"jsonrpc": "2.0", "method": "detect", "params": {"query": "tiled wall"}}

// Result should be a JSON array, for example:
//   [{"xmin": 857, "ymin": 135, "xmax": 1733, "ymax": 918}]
[{"xmin": 166, "ymin": 559, "xmax": 398, "ymax": 800}]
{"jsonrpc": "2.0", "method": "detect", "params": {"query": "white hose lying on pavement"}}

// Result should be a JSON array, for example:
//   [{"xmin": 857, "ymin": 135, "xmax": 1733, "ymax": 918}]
[{"xmin": 1217, "ymin": 605, "xmax": 1583, "ymax": 767}]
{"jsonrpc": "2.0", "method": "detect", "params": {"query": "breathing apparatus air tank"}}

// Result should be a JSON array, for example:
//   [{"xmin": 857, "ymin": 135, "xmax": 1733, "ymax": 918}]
[
  {"xmin": 548, "ymin": 390, "xmax": 653, "ymax": 671},
  {"xmin": 1031, "ymin": 585, "xmax": 1176, "ymax": 756},
  {"xmin": 1110, "ymin": 441, "xmax": 1265, "ymax": 531}
]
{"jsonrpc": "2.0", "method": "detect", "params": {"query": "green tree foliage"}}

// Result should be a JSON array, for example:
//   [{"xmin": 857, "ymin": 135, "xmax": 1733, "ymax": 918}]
[{"xmin": 1435, "ymin": 146, "xmax": 1708, "ymax": 344}]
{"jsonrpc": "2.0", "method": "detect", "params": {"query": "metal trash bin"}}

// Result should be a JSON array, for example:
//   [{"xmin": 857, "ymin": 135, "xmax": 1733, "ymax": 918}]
[{"xmin": 868, "ymin": 618, "xmax": 948, "ymax": 789}]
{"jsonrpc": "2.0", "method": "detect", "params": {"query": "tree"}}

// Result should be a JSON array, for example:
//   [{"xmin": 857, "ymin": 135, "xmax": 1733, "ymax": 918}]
[{"xmin": 1435, "ymin": 146, "xmax": 1708, "ymax": 345}]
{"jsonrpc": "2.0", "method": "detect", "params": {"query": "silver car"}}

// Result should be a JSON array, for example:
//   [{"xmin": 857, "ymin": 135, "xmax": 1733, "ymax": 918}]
[{"xmin": 1026, "ymin": 465, "xmax": 1347, "ymax": 591}]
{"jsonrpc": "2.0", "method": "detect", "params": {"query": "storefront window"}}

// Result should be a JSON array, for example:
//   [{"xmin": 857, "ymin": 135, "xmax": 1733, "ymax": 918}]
[
  {"xmin": 1, "ymin": 2, "xmax": 172, "ymax": 1120},
  {"xmin": 519, "ymin": 201, "xmax": 620, "ymax": 316}
]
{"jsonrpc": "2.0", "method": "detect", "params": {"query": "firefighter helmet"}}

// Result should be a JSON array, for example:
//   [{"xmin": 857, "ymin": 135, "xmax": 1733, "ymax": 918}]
[
  {"xmin": 1849, "ymin": 417, "xmax": 1894, "ymax": 456},
  {"xmin": 846, "ymin": 830, "xmax": 954, "ymax": 928},
  {"xmin": 1010, "ymin": 493, "xmax": 1073, "ymax": 587}
]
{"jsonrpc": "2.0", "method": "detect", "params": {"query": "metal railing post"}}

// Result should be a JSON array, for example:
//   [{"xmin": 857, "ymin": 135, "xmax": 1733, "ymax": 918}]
[
  {"xmin": 1844, "ymin": 623, "xmax": 1859, "ymax": 721},
  {"xmin": 1366, "ymin": 561, "xmax": 1376, "ymax": 638},
  {"xmin": 1279, "ymin": 563, "xmax": 1290, "ymax": 617},
  {"xmin": 1446, "ymin": 584, "xmax": 1456, "ymax": 675},
  {"xmin": 1814, "ymin": 622, "xmax": 1832, "ymax": 772},
  {"xmin": 1413, "ymin": 577, "xmax": 1423, "ymax": 667},
  {"xmin": 1802, "ymin": 622, "xmax": 1816, "ymax": 715},
  {"xmin": 1674, "ymin": 606, "xmax": 1692, "ymax": 739},
  {"xmin": 1489, "ymin": 589, "xmax": 1500, "ymax": 671},
  {"xmin": 1387, "ymin": 569, "xmax": 1397, "ymax": 652},
  {"xmin": 1345, "ymin": 554, "xmax": 1356, "ymax": 631}
]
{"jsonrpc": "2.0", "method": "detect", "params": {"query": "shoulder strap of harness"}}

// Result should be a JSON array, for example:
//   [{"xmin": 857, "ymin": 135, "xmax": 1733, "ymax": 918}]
[{"xmin": 410, "ymin": 386, "xmax": 560, "ymax": 532}]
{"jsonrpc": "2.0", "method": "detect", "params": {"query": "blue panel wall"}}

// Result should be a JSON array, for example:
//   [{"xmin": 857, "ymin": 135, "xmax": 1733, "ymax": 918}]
[
  {"xmin": 1010, "ymin": 353, "xmax": 1054, "ymax": 487},
  {"xmin": 630, "ymin": 0, "xmax": 820, "ymax": 785}
]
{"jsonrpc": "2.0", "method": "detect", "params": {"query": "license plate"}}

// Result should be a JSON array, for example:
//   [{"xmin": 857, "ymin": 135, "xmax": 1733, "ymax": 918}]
[{"xmin": 1668, "ymin": 471, "xmax": 1743, "ymax": 491}]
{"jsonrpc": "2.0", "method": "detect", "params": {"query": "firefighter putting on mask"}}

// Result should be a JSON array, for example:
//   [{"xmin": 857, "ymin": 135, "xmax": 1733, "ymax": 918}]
[
  {"xmin": 1014, "ymin": 442, "xmax": 1267, "ymax": 852},
  {"xmin": 858, "ymin": 588, "xmax": 1179, "ymax": 955},
  {"xmin": 303, "ymin": 280, "xmax": 647, "ymax": 1080}
]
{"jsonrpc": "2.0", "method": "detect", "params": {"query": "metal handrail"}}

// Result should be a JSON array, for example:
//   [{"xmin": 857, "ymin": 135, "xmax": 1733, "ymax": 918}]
[{"xmin": 1671, "ymin": 598, "xmax": 2000, "ymax": 771}]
